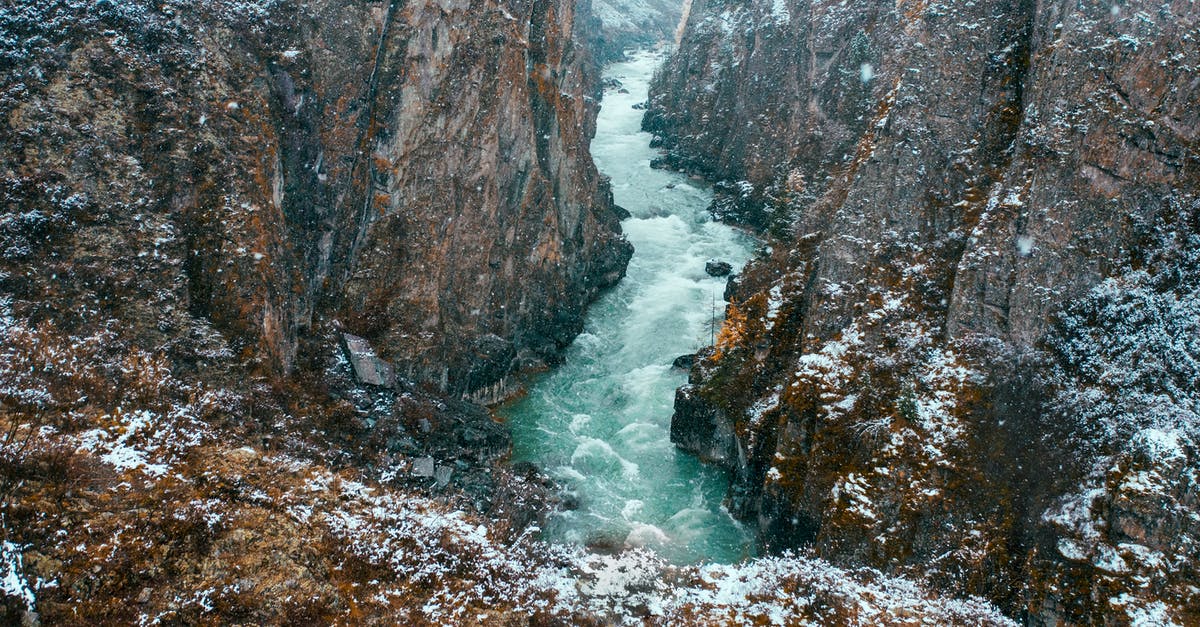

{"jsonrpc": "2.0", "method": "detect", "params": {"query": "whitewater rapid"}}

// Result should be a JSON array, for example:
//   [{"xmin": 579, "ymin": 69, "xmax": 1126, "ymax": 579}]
[{"xmin": 503, "ymin": 50, "xmax": 757, "ymax": 564}]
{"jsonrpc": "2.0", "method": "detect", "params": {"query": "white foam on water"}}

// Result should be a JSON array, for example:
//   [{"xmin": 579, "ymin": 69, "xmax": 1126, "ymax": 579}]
[
  {"xmin": 555, "ymin": 466, "xmax": 588, "ymax": 483},
  {"xmin": 619, "ymin": 460, "xmax": 641, "ymax": 482},
  {"xmin": 572, "ymin": 332, "xmax": 603, "ymax": 350},
  {"xmin": 503, "ymin": 50, "xmax": 757, "ymax": 564},
  {"xmin": 620, "ymin": 364, "xmax": 672, "ymax": 399},
  {"xmin": 569, "ymin": 437, "xmax": 620, "ymax": 465},
  {"xmin": 625, "ymin": 523, "xmax": 672, "ymax": 548},
  {"xmin": 621, "ymin": 499, "xmax": 645, "ymax": 520},
  {"xmin": 614, "ymin": 422, "xmax": 666, "ymax": 448},
  {"xmin": 569, "ymin": 413, "xmax": 592, "ymax": 433},
  {"xmin": 571, "ymin": 437, "xmax": 641, "ymax": 481},
  {"xmin": 667, "ymin": 507, "xmax": 715, "ymax": 543}
]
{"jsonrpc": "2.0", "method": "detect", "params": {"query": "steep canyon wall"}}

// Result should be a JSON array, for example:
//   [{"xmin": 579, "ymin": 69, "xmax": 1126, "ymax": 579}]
[
  {"xmin": 650, "ymin": 0, "xmax": 1199, "ymax": 623},
  {"xmin": 0, "ymin": 3, "xmax": 635, "ymax": 618},
  {"xmin": 1, "ymin": 0, "xmax": 631, "ymax": 399}
]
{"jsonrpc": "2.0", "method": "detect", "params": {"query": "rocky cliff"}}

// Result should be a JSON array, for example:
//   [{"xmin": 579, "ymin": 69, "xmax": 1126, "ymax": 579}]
[
  {"xmin": 1, "ymin": 0, "xmax": 631, "ymax": 402},
  {"xmin": 0, "ymin": 0, "xmax": 632, "ymax": 621},
  {"xmin": 650, "ymin": 0, "xmax": 1199, "ymax": 623}
]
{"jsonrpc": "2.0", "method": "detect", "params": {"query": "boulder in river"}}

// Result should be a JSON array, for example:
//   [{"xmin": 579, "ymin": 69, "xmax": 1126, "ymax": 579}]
[
  {"xmin": 672, "ymin": 354, "xmax": 696, "ymax": 369},
  {"xmin": 705, "ymin": 260, "xmax": 733, "ymax": 277}
]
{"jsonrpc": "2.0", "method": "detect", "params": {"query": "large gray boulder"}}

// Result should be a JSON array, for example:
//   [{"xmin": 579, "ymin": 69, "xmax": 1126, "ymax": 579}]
[{"xmin": 341, "ymin": 333, "xmax": 394, "ymax": 388}]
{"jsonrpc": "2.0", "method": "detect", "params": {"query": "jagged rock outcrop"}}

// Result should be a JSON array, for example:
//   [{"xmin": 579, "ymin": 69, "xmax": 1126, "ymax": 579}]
[
  {"xmin": 651, "ymin": 0, "xmax": 1199, "ymax": 623},
  {"xmin": 342, "ymin": 333, "xmax": 395, "ymax": 387},
  {"xmin": 0, "ymin": 0, "xmax": 631, "ymax": 401}
]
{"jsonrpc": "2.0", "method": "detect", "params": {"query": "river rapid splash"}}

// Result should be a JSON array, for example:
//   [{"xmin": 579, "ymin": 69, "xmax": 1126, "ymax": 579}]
[{"xmin": 503, "ymin": 50, "xmax": 757, "ymax": 564}]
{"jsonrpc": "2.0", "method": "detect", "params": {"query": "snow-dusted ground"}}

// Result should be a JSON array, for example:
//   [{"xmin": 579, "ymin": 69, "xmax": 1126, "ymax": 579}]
[
  {"xmin": 0, "ymin": 306, "xmax": 1014, "ymax": 623},
  {"xmin": 47, "ymin": 407, "xmax": 1016, "ymax": 625}
]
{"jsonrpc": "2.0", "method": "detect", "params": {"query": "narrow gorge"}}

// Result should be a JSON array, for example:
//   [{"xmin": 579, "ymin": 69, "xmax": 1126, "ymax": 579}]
[
  {"xmin": 0, "ymin": 0, "xmax": 1197, "ymax": 625},
  {"xmin": 504, "ymin": 50, "xmax": 756, "ymax": 565}
]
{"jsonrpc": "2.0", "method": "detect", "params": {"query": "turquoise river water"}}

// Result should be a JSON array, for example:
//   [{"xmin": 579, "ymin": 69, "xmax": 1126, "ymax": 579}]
[{"xmin": 502, "ymin": 50, "xmax": 758, "ymax": 564}]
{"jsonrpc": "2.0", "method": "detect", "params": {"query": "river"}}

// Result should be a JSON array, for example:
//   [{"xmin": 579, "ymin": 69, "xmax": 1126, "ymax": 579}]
[{"xmin": 502, "ymin": 50, "xmax": 757, "ymax": 564}]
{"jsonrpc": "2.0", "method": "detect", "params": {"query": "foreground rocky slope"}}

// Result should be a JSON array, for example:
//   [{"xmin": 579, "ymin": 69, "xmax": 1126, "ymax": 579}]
[
  {"xmin": 0, "ymin": 314, "xmax": 1016, "ymax": 624},
  {"xmin": 650, "ymin": 0, "xmax": 1199, "ymax": 623}
]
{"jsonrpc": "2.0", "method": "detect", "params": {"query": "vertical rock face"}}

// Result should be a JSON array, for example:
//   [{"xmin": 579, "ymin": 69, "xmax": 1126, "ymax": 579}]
[
  {"xmin": 650, "ymin": 0, "xmax": 1199, "ymax": 622},
  {"xmin": 0, "ymin": 0, "xmax": 631, "ymax": 398},
  {"xmin": 332, "ymin": 0, "xmax": 633, "ymax": 396}
]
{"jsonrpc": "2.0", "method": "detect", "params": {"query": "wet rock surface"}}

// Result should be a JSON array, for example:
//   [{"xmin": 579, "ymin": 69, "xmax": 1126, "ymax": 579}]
[
  {"xmin": 652, "ymin": 0, "xmax": 1200, "ymax": 623},
  {"xmin": 671, "ymin": 380, "xmax": 734, "ymax": 465},
  {"xmin": 670, "ymin": 353, "xmax": 696, "ymax": 369},
  {"xmin": 704, "ymin": 260, "xmax": 732, "ymax": 277}
]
